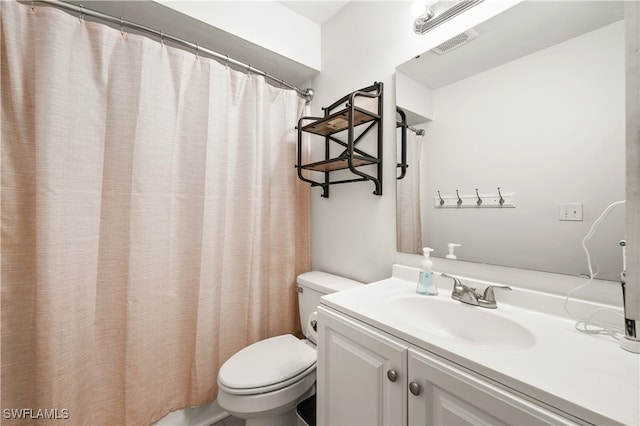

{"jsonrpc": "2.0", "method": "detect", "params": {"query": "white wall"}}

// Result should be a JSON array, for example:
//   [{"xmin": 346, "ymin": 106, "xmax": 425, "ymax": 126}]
[
  {"xmin": 310, "ymin": 1, "xmax": 521, "ymax": 283},
  {"xmin": 396, "ymin": 72, "xmax": 433, "ymax": 121},
  {"xmin": 422, "ymin": 21, "xmax": 625, "ymax": 280}
]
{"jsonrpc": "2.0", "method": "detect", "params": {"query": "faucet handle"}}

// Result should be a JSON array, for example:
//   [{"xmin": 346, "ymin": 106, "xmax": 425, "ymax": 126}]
[
  {"xmin": 479, "ymin": 285, "xmax": 511, "ymax": 309},
  {"xmin": 441, "ymin": 273, "xmax": 465, "ymax": 294},
  {"xmin": 441, "ymin": 273, "xmax": 461, "ymax": 286}
]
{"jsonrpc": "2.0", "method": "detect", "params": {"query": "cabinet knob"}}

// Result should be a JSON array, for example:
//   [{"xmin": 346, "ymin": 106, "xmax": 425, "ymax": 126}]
[
  {"xmin": 386, "ymin": 370, "xmax": 398, "ymax": 382},
  {"xmin": 409, "ymin": 381, "xmax": 421, "ymax": 396}
]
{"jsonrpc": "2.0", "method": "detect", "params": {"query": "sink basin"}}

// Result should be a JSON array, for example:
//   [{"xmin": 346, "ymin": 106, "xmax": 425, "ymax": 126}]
[{"xmin": 387, "ymin": 295, "xmax": 536, "ymax": 350}]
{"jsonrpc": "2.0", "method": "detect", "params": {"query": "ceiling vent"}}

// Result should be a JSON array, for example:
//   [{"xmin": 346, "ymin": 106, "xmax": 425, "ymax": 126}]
[{"xmin": 432, "ymin": 29, "xmax": 479, "ymax": 55}]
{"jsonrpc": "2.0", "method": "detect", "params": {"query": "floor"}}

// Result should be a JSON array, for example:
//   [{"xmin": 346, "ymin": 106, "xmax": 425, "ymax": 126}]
[{"xmin": 211, "ymin": 415, "xmax": 245, "ymax": 426}]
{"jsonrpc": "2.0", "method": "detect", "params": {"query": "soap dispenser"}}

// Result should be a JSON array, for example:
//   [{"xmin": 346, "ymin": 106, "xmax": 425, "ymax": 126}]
[
  {"xmin": 417, "ymin": 247, "xmax": 437, "ymax": 295},
  {"xmin": 445, "ymin": 243, "xmax": 461, "ymax": 259}
]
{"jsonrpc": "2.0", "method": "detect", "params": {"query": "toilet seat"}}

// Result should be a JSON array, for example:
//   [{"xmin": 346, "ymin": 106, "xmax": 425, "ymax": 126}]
[{"xmin": 218, "ymin": 334, "xmax": 316, "ymax": 395}]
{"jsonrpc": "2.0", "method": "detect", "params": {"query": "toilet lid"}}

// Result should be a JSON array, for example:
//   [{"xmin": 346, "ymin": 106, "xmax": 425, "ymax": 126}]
[{"xmin": 218, "ymin": 334, "xmax": 316, "ymax": 390}]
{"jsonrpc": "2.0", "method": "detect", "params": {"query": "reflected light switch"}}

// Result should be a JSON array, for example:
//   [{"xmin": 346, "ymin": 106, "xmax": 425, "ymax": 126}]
[{"xmin": 559, "ymin": 203, "xmax": 583, "ymax": 221}]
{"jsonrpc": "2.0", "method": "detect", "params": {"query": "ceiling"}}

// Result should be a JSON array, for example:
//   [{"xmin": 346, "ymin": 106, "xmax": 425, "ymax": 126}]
[
  {"xmin": 398, "ymin": 1, "xmax": 625, "ymax": 90},
  {"xmin": 278, "ymin": 1, "xmax": 351, "ymax": 25}
]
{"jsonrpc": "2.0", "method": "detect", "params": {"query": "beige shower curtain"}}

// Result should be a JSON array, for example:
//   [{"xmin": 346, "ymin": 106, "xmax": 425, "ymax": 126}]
[
  {"xmin": 1, "ymin": 2, "xmax": 309, "ymax": 424},
  {"xmin": 396, "ymin": 129, "xmax": 423, "ymax": 254}
]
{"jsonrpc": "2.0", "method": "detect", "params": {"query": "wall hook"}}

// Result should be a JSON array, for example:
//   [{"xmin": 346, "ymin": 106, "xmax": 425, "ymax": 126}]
[
  {"xmin": 456, "ymin": 190, "xmax": 463, "ymax": 206},
  {"xmin": 437, "ymin": 191, "xmax": 445, "ymax": 206},
  {"xmin": 476, "ymin": 188, "xmax": 483, "ymax": 206},
  {"xmin": 497, "ymin": 187, "xmax": 505, "ymax": 206}
]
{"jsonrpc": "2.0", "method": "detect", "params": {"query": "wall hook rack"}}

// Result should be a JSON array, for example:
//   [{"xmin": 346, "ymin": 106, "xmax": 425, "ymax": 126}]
[{"xmin": 434, "ymin": 188, "xmax": 516, "ymax": 208}]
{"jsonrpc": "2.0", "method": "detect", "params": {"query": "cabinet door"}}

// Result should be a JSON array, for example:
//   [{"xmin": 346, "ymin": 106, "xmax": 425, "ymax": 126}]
[
  {"xmin": 317, "ymin": 306, "xmax": 407, "ymax": 426},
  {"xmin": 407, "ymin": 349, "xmax": 581, "ymax": 426}
]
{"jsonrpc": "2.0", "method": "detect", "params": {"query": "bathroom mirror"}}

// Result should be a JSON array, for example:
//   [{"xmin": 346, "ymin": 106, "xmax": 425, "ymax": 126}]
[{"xmin": 395, "ymin": 1, "xmax": 626, "ymax": 281}]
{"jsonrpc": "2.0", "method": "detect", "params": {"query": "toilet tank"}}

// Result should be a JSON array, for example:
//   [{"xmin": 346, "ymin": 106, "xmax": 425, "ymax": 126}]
[{"xmin": 297, "ymin": 271, "xmax": 363, "ymax": 339}]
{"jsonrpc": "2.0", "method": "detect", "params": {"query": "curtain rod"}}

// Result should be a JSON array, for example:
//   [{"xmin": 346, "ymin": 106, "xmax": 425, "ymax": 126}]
[
  {"xmin": 33, "ymin": 0, "xmax": 315, "ymax": 102},
  {"xmin": 397, "ymin": 121, "xmax": 425, "ymax": 136},
  {"xmin": 408, "ymin": 126, "xmax": 425, "ymax": 136}
]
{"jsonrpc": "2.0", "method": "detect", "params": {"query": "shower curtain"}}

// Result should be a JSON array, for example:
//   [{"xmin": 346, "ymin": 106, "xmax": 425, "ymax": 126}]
[
  {"xmin": 1, "ymin": 2, "xmax": 309, "ymax": 424},
  {"xmin": 396, "ymin": 129, "xmax": 423, "ymax": 254}
]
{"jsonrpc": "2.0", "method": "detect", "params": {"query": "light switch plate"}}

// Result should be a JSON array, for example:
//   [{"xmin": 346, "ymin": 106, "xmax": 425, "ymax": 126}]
[{"xmin": 559, "ymin": 203, "xmax": 583, "ymax": 221}]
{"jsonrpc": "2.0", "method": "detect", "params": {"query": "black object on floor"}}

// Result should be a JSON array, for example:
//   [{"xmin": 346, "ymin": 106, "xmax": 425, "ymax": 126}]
[{"xmin": 296, "ymin": 394, "xmax": 316, "ymax": 426}]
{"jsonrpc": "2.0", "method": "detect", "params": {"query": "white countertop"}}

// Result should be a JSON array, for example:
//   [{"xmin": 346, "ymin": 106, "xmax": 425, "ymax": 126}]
[{"xmin": 320, "ymin": 265, "xmax": 640, "ymax": 425}]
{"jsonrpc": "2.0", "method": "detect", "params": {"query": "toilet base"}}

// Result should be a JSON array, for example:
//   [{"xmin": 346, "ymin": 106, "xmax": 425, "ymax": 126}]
[
  {"xmin": 218, "ymin": 379, "xmax": 315, "ymax": 426},
  {"xmin": 240, "ymin": 386, "xmax": 315, "ymax": 426}
]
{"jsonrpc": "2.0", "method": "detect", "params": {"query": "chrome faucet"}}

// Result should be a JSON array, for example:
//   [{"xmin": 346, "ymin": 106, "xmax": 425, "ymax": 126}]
[
  {"xmin": 478, "ymin": 285, "xmax": 512, "ymax": 309},
  {"xmin": 441, "ymin": 273, "xmax": 511, "ymax": 309}
]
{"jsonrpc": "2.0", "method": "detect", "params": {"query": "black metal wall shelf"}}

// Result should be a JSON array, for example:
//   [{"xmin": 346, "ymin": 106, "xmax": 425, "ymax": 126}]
[
  {"xmin": 396, "ymin": 106, "xmax": 409, "ymax": 181},
  {"xmin": 296, "ymin": 82, "xmax": 384, "ymax": 198}
]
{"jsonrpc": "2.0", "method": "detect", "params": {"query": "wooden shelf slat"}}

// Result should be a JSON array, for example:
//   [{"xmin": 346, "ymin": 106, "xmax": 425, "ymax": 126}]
[
  {"xmin": 300, "ymin": 108, "xmax": 377, "ymax": 136},
  {"xmin": 301, "ymin": 156, "xmax": 377, "ymax": 172}
]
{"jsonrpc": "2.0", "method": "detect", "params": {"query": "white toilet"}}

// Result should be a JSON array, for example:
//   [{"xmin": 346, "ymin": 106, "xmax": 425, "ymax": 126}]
[{"xmin": 216, "ymin": 271, "xmax": 363, "ymax": 426}]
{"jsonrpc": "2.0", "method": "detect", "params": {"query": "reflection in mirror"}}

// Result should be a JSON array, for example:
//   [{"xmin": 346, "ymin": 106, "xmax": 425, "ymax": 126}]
[
  {"xmin": 397, "ymin": 107, "xmax": 426, "ymax": 253},
  {"xmin": 396, "ymin": 1, "xmax": 625, "ymax": 280},
  {"xmin": 413, "ymin": 0, "xmax": 485, "ymax": 35}
]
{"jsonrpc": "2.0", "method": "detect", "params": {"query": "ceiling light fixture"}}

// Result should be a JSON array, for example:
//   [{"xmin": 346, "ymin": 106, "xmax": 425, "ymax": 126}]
[
  {"xmin": 414, "ymin": 0, "xmax": 485, "ymax": 35},
  {"xmin": 413, "ymin": 0, "xmax": 437, "ymax": 29}
]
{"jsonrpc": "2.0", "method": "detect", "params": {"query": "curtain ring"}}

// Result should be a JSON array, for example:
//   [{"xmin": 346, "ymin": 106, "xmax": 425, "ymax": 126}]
[
  {"xmin": 224, "ymin": 54, "xmax": 229, "ymax": 68},
  {"xmin": 195, "ymin": 43, "xmax": 199, "ymax": 59},
  {"xmin": 31, "ymin": 0, "xmax": 35, "ymax": 12},
  {"xmin": 120, "ymin": 17, "xmax": 124, "ymax": 36},
  {"xmin": 79, "ymin": 4, "xmax": 85, "ymax": 22},
  {"xmin": 160, "ymin": 30, "xmax": 164, "ymax": 47}
]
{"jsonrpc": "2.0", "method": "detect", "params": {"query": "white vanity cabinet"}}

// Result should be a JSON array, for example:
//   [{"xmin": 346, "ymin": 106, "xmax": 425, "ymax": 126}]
[
  {"xmin": 317, "ymin": 305, "xmax": 582, "ymax": 426},
  {"xmin": 316, "ymin": 305, "xmax": 407, "ymax": 425},
  {"xmin": 407, "ymin": 349, "xmax": 580, "ymax": 425}
]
